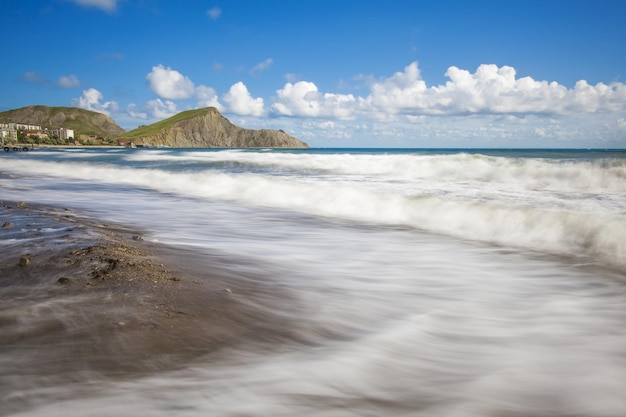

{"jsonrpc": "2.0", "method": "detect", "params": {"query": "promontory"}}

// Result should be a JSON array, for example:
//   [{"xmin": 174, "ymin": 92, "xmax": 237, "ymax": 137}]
[{"xmin": 121, "ymin": 107, "xmax": 308, "ymax": 148}]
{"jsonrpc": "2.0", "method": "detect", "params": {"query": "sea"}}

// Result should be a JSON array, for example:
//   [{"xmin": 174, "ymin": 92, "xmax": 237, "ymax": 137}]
[{"xmin": 1, "ymin": 147, "xmax": 626, "ymax": 416}]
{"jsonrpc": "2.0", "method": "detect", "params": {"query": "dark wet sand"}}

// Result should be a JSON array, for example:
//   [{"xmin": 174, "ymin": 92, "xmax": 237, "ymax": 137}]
[{"xmin": 0, "ymin": 201, "xmax": 294, "ymax": 414}]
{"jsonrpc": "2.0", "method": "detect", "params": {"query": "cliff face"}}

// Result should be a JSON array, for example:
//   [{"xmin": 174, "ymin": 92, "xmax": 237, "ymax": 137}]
[
  {"xmin": 0, "ymin": 105, "xmax": 125, "ymax": 137},
  {"xmin": 126, "ymin": 107, "xmax": 308, "ymax": 148}
]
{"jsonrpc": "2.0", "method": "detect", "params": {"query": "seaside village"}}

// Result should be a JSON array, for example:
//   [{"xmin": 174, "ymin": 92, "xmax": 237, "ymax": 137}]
[{"xmin": 1, "ymin": 122, "xmax": 75, "ymax": 148}]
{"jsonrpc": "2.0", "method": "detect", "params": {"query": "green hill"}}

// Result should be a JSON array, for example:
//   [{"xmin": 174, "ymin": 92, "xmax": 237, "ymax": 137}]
[
  {"xmin": 122, "ymin": 108, "xmax": 206, "ymax": 140},
  {"xmin": 0, "ymin": 105, "xmax": 125, "ymax": 140},
  {"xmin": 118, "ymin": 107, "xmax": 308, "ymax": 148}
]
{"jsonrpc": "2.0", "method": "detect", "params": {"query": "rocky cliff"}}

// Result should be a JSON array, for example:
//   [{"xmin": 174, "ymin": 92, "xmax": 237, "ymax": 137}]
[{"xmin": 123, "ymin": 107, "xmax": 308, "ymax": 148}]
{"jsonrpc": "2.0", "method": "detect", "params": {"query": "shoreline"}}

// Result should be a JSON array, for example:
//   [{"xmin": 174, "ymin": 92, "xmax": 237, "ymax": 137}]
[
  {"xmin": 33, "ymin": 144, "xmax": 122, "ymax": 149},
  {"xmin": 0, "ymin": 201, "xmax": 294, "ymax": 414},
  {"xmin": 2, "ymin": 144, "xmax": 123, "ymax": 150}
]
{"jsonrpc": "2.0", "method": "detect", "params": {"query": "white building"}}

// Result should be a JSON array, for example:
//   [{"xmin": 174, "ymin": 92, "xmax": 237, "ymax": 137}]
[
  {"xmin": 0, "ymin": 122, "xmax": 42, "ymax": 131},
  {"xmin": 49, "ymin": 128, "xmax": 74, "ymax": 140},
  {"xmin": 0, "ymin": 122, "xmax": 74, "ymax": 143},
  {"xmin": 1, "ymin": 122, "xmax": 43, "ymax": 144},
  {"xmin": 0, "ymin": 127, "xmax": 18, "ymax": 144}
]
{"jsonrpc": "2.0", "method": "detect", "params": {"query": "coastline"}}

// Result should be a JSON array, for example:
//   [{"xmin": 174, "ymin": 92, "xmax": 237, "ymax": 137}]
[
  {"xmin": 0, "ymin": 201, "xmax": 294, "ymax": 414},
  {"xmin": 33, "ymin": 144, "xmax": 123, "ymax": 149},
  {"xmin": 2, "ymin": 144, "xmax": 123, "ymax": 150}
]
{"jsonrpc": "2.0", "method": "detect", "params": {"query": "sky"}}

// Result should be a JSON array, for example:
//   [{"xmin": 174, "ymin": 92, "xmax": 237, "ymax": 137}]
[{"xmin": 2, "ymin": 0, "xmax": 626, "ymax": 148}]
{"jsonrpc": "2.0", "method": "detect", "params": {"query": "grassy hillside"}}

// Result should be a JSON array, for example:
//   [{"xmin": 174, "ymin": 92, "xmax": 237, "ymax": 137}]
[
  {"xmin": 122, "ymin": 108, "xmax": 208, "ymax": 139},
  {"xmin": 119, "ymin": 106, "xmax": 307, "ymax": 148},
  {"xmin": 0, "ymin": 105, "xmax": 125, "ymax": 140}
]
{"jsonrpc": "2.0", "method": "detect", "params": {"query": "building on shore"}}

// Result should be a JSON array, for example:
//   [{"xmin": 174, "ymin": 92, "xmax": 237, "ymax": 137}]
[
  {"xmin": 0, "ymin": 128, "xmax": 18, "ymax": 144},
  {"xmin": 0, "ymin": 122, "xmax": 43, "ymax": 131},
  {"xmin": 0, "ymin": 122, "xmax": 74, "ymax": 144},
  {"xmin": 49, "ymin": 128, "xmax": 75, "ymax": 141},
  {"xmin": 23, "ymin": 129, "xmax": 49, "ymax": 141}
]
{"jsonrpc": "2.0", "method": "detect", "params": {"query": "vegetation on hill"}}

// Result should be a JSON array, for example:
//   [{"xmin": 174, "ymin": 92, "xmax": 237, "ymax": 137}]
[
  {"xmin": 0, "ymin": 105, "xmax": 125, "ymax": 145},
  {"xmin": 117, "ymin": 107, "xmax": 308, "ymax": 148},
  {"xmin": 122, "ymin": 108, "xmax": 207, "ymax": 140}
]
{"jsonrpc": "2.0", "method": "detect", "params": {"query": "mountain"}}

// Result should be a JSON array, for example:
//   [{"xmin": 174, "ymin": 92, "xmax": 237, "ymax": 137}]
[
  {"xmin": 0, "ymin": 105, "xmax": 308, "ymax": 148},
  {"xmin": 0, "ymin": 105, "xmax": 125, "ymax": 138},
  {"xmin": 121, "ymin": 107, "xmax": 308, "ymax": 148}
]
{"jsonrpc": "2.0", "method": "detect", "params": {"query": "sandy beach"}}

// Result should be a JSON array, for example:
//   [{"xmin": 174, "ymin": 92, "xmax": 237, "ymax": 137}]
[{"xmin": 0, "ymin": 201, "xmax": 293, "ymax": 414}]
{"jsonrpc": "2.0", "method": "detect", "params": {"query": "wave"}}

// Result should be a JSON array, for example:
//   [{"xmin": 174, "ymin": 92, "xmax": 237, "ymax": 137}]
[
  {"xmin": 124, "ymin": 150, "xmax": 626, "ymax": 193},
  {"xmin": 2, "ymin": 157, "xmax": 625, "ymax": 267}
]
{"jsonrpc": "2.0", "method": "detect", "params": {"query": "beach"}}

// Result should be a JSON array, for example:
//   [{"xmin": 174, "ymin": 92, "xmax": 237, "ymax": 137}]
[
  {"xmin": 2, "ymin": 147, "xmax": 626, "ymax": 416},
  {"xmin": 0, "ymin": 201, "xmax": 294, "ymax": 415}
]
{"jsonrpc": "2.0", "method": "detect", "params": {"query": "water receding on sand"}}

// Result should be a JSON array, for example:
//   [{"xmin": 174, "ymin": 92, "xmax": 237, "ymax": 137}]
[{"xmin": 0, "ymin": 202, "xmax": 299, "ymax": 415}]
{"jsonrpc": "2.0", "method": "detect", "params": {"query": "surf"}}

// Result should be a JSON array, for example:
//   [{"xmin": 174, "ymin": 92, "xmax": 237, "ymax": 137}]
[{"xmin": 2, "ymin": 151, "xmax": 625, "ymax": 267}]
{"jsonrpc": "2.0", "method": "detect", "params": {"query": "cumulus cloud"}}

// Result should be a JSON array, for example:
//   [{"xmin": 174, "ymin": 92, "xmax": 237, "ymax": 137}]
[
  {"xmin": 365, "ymin": 62, "xmax": 626, "ymax": 116},
  {"xmin": 146, "ymin": 65, "xmax": 196, "ymax": 100},
  {"xmin": 57, "ymin": 75, "xmax": 81, "ymax": 89},
  {"xmin": 72, "ymin": 88, "xmax": 119, "ymax": 115},
  {"xmin": 207, "ymin": 6, "xmax": 221, "ymax": 20},
  {"xmin": 272, "ymin": 81, "xmax": 357, "ymax": 119},
  {"xmin": 72, "ymin": 0, "xmax": 117, "ymax": 12},
  {"xmin": 250, "ymin": 58, "xmax": 273, "ymax": 75},
  {"xmin": 146, "ymin": 98, "xmax": 178, "ymax": 119},
  {"xmin": 196, "ymin": 85, "xmax": 224, "ymax": 111},
  {"xmin": 222, "ymin": 82, "xmax": 265, "ymax": 116},
  {"xmin": 271, "ymin": 62, "xmax": 626, "ymax": 120}
]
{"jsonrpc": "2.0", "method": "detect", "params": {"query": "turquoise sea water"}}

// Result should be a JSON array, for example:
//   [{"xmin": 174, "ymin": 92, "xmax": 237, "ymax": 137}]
[{"xmin": 2, "ymin": 147, "xmax": 626, "ymax": 416}]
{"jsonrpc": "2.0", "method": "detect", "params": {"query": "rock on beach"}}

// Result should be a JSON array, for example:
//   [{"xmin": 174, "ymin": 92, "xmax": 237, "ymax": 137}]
[{"xmin": 0, "ymin": 201, "xmax": 295, "ymax": 415}]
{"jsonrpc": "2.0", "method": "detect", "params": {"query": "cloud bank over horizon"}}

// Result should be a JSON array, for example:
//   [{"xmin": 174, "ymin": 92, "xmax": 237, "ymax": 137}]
[
  {"xmin": 71, "ymin": 60, "xmax": 626, "ymax": 146},
  {"xmin": 85, "ymin": 61, "xmax": 626, "ymax": 120},
  {"xmin": 271, "ymin": 62, "xmax": 626, "ymax": 119}
]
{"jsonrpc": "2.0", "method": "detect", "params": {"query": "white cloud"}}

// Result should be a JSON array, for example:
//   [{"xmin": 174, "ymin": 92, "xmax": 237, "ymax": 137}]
[
  {"xmin": 272, "ymin": 81, "xmax": 357, "ymax": 119},
  {"xmin": 122, "ymin": 61, "xmax": 626, "ymax": 146},
  {"xmin": 534, "ymin": 127, "xmax": 547, "ymax": 137},
  {"xmin": 72, "ymin": 0, "xmax": 117, "ymax": 12},
  {"xmin": 364, "ymin": 62, "xmax": 626, "ymax": 116},
  {"xmin": 207, "ymin": 6, "xmax": 221, "ymax": 20},
  {"xmin": 57, "ymin": 75, "xmax": 81, "ymax": 89},
  {"xmin": 146, "ymin": 65, "xmax": 196, "ymax": 100},
  {"xmin": 126, "ymin": 103, "xmax": 147, "ymax": 120},
  {"xmin": 271, "ymin": 62, "xmax": 626, "ymax": 121},
  {"xmin": 196, "ymin": 85, "xmax": 224, "ymax": 111},
  {"xmin": 222, "ymin": 82, "xmax": 265, "ymax": 116},
  {"xmin": 146, "ymin": 98, "xmax": 178, "ymax": 119},
  {"xmin": 570, "ymin": 80, "xmax": 626, "ymax": 113},
  {"xmin": 250, "ymin": 58, "xmax": 273, "ymax": 75},
  {"xmin": 72, "ymin": 88, "xmax": 119, "ymax": 115}
]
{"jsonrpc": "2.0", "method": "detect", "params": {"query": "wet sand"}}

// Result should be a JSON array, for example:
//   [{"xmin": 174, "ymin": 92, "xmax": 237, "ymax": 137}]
[{"xmin": 0, "ymin": 201, "xmax": 294, "ymax": 414}]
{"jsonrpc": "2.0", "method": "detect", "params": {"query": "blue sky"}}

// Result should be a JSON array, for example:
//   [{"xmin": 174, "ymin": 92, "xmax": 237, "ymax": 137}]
[{"xmin": 2, "ymin": 0, "xmax": 626, "ymax": 147}]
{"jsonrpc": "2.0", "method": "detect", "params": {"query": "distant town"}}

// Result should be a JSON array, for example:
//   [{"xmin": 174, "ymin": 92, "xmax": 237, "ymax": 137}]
[{"xmin": 1, "ymin": 122, "xmax": 75, "ymax": 145}]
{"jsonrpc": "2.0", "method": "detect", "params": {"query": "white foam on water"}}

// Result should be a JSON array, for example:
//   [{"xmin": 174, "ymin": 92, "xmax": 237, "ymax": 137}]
[
  {"xmin": 2, "ymin": 149, "xmax": 626, "ymax": 416},
  {"xmin": 1, "ymin": 151, "xmax": 626, "ymax": 265}
]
